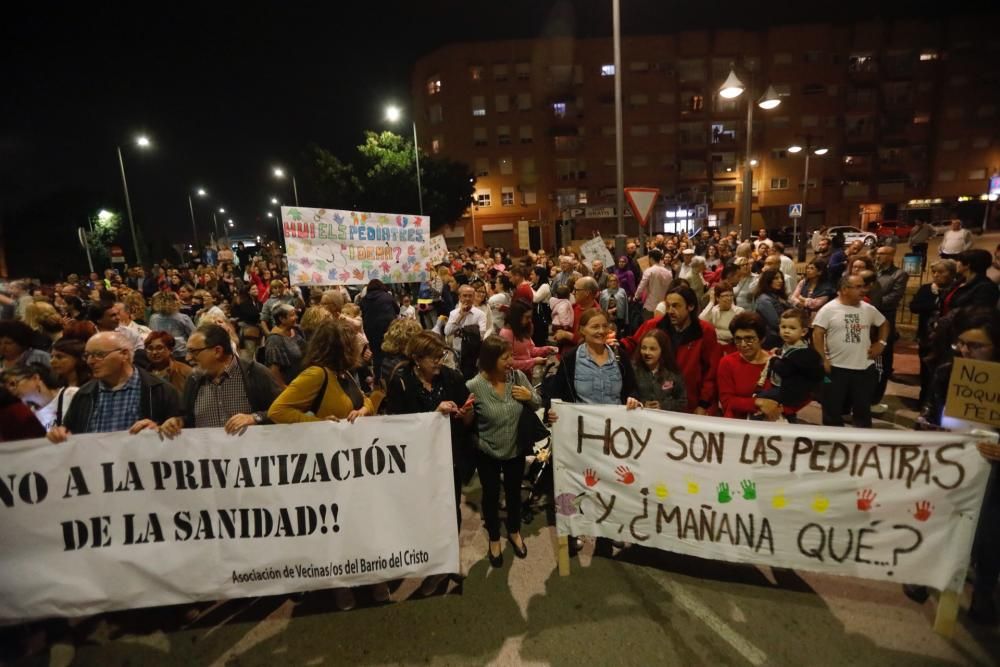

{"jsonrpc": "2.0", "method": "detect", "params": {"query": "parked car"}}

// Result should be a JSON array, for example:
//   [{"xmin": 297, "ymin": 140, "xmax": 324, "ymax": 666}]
[
  {"xmin": 824, "ymin": 225, "xmax": 878, "ymax": 248},
  {"xmin": 874, "ymin": 219, "xmax": 914, "ymax": 240}
]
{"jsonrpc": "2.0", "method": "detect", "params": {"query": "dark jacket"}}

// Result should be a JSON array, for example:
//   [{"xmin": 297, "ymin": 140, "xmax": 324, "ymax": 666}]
[
  {"xmin": 759, "ymin": 346, "xmax": 826, "ymax": 409},
  {"xmin": 543, "ymin": 344, "xmax": 639, "ymax": 407},
  {"xmin": 61, "ymin": 368, "xmax": 181, "ymax": 434},
  {"xmin": 943, "ymin": 275, "xmax": 999, "ymax": 315},
  {"xmin": 909, "ymin": 283, "xmax": 947, "ymax": 346},
  {"xmin": 180, "ymin": 358, "xmax": 281, "ymax": 427},
  {"xmin": 360, "ymin": 289, "xmax": 399, "ymax": 358}
]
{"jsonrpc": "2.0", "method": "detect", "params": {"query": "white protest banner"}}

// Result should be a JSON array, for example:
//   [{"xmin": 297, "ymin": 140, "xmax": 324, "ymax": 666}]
[
  {"xmin": 0, "ymin": 414, "xmax": 457, "ymax": 620},
  {"xmin": 427, "ymin": 234, "xmax": 449, "ymax": 265},
  {"xmin": 282, "ymin": 206, "xmax": 432, "ymax": 286},
  {"xmin": 552, "ymin": 403, "xmax": 990, "ymax": 592},
  {"xmin": 580, "ymin": 235, "xmax": 615, "ymax": 269}
]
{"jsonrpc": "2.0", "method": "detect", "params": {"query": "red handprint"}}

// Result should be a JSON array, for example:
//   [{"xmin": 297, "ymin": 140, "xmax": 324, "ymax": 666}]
[
  {"xmin": 583, "ymin": 468, "xmax": 599, "ymax": 487},
  {"xmin": 615, "ymin": 465, "xmax": 635, "ymax": 485},
  {"xmin": 856, "ymin": 489, "xmax": 877, "ymax": 511},
  {"xmin": 912, "ymin": 501, "xmax": 934, "ymax": 522}
]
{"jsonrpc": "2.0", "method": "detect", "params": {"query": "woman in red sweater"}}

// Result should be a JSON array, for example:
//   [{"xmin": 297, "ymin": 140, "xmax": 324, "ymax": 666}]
[
  {"xmin": 499, "ymin": 298, "xmax": 557, "ymax": 385},
  {"xmin": 717, "ymin": 312, "xmax": 781, "ymax": 420}
]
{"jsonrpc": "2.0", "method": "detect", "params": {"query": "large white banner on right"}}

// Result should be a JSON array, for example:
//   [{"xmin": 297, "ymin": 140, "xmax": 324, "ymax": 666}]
[{"xmin": 552, "ymin": 402, "xmax": 992, "ymax": 591}]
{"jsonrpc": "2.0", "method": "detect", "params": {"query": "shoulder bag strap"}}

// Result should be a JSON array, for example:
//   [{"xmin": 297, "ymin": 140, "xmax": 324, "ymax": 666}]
[{"xmin": 309, "ymin": 368, "xmax": 330, "ymax": 416}]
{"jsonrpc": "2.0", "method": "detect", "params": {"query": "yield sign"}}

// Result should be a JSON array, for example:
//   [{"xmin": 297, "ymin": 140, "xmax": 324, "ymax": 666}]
[{"xmin": 624, "ymin": 187, "xmax": 660, "ymax": 227}]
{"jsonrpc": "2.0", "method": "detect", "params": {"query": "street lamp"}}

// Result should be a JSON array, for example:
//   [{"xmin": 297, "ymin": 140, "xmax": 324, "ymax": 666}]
[
  {"xmin": 270, "ymin": 197, "xmax": 279, "ymax": 205},
  {"xmin": 786, "ymin": 136, "xmax": 829, "ymax": 260},
  {"xmin": 384, "ymin": 104, "xmax": 424, "ymax": 215},
  {"xmin": 188, "ymin": 187, "xmax": 207, "ymax": 249},
  {"xmin": 719, "ymin": 68, "xmax": 781, "ymax": 240},
  {"xmin": 273, "ymin": 167, "xmax": 300, "ymax": 206},
  {"xmin": 115, "ymin": 134, "xmax": 151, "ymax": 266}
]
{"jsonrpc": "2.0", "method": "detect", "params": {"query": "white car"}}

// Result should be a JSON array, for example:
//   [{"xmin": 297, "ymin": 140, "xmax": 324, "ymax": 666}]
[{"xmin": 824, "ymin": 225, "xmax": 878, "ymax": 248}]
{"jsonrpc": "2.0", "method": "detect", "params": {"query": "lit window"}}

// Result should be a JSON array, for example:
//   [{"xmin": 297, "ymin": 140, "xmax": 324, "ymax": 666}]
[
  {"xmin": 471, "ymin": 96, "xmax": 486, "ymax": 116},
  {"xmin": 426, "ymin": 76, "xmax": 442, "ymax": 95},
  {"xmin": 470, "ymin": 66, "xmax": 483, "ymax": 81},
  {"xmin": 919, "ymin": 51, "xmax": 938, "ymax": 61},
  {"xmin": 912, "ymin": 113, "xmax": 930, "ymax": 124},
  {"xmin": 578, "ymin": 190, "xmax": 588, "ymax": 204},
  {"xmin": 770, "ymin": 177, "xmax": 789, "ymax": 190},
  {"xmin": 552, "ymin": 102, "xmax": 567, "ymax": 118},
  {"xmin": 501, "ymin": 187, "xmax": 515, "ymax": 206},
  {"xmin": 601, "ymin": 64, "xmax": 615, "ymax": 76},
  {"xmin": 476, "ymin": 190, "xmax": 492, "ymax": 207}
]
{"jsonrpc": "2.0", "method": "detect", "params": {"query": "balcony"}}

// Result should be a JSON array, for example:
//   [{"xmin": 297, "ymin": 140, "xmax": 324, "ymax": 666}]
[{"xmin": 842, "ymin": 182, "xmax": 870, "ymax": 199}]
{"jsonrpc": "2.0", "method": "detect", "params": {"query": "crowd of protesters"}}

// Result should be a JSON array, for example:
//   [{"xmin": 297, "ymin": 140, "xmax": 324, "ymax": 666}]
[{"xmin": 0, "ymin": 224, "xmax": 998, "ymax": 627}]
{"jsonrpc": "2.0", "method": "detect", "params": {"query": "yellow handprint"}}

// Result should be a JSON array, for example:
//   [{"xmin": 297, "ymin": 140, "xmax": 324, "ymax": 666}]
[
  {"xmin": 771, "ymin": 489, "xmax": 787, "ymax": 509},
  {"xmin": 655, "ymin": 483, "xmax": 669, "ymax": 499},
  {"xmin": 685, "ymin": 478, "xmax": 699, "ymax": 495},
  {"xmin": 811, "ymin": 494, "xmax": 830, "ymax": 514}
]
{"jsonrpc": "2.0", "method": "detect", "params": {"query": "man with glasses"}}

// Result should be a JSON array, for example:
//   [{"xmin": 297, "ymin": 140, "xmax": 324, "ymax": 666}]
[
  {"xmin": 443, "ymin": 284, "xmax": 488, "ymax": 377},
  {"xmin": 47, "ymin": 332, "xmax": 180, "ymax": 442},
  {"xmin": 159, "ymin": 324, "xmax": 280, "ymax": 437},
  {"xmin": 812, "ymin": 275, "xmax": 890, "ymax": 428}
]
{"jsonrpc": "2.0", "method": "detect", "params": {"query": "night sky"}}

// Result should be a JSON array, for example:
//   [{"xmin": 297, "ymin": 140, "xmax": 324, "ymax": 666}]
[{"xmin": 1, "ymin": 1, "xmax": 975, "ymax": 261}]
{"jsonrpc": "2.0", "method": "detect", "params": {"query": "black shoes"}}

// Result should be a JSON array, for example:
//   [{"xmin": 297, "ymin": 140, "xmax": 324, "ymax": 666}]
[
  {"xmin": 487, "ymin": 544, "xmax": 503, "ymax": 568},
  {"xmin": 902, "ymin": 584, "xmax": 929, "ymax": 604},
  {"xmin": 510, "ymin": 536, "xmax": 528, "ymax": 559}
]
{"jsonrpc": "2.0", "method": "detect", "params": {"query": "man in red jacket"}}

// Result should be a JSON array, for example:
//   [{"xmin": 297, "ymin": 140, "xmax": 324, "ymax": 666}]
[{"xmin": 621, "ymin": 286, "xmax": 720, "ymax": 414}]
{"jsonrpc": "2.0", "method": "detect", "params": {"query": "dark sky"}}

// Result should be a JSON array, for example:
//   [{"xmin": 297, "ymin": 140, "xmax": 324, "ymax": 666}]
[{"xmin": 1, "ymin": 0, "xmax": 980, "ymax": 250}]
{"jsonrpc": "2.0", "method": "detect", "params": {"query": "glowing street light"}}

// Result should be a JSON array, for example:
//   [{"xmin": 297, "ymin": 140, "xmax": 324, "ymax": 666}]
[
  {"xmin": 383, "ymin": 103, "xmax": 424, "ymax": 215},
  {"xmin": 813, "ymin": 147, "xmax": 829, "ymax": 156},
  {"xmin": 196, "ymin": 188, "xmax": 207, "ymax": 196},
  {"xmin": 788, "ymin": 145, "xmax": 803, "ymax": 154},
  {"xmin": 97, "ymin": 209, "xmax": 113, "ymax": 222},
  {"xmin": 188, "ymin": 186, "xmax": 208, "ymax": 248},
  {"xmin": 757, "ymin": 86, "xmax": 782, "ymax": 110},
  {"xmin": 270, "ymin": 197, "xmax": 279, "ymax": 205},
  {"xmin": 115, "ymin": 134, "xmax": 152, "ymax": 265},
  {"xmin": 719, "ymin": 70, "xmax": 745, "ymax": 99},
  {"xmin": 218, "ymin": 208, "xmax": 225, "ymax": 214},
  {"xmin": 272, "ymin": 167, "xmax": 299, "ymax": 206}
]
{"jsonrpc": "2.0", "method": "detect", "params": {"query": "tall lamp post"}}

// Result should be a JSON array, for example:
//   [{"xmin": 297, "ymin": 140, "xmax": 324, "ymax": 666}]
[
  {"xmin": 116, "ymin": 135, "xmax": 151, "ymax": 266},
  {"xmin": 384, "ymin": 104, "xmax": 424, "ymax": 216},
  {"xmin": 719, "ymin": 69, "xmax": 781, "ymax": 240},
  {"xmin": 188, "ymin": 187, "xmax": 207, "ymax": 250},
  {"xmin": 788, "ymin": 137, "xmax": 828, "ymax": 261},
  {"xmin": 213, "ymin": 208, "xmax": 225, "ymax": 244},
  {"xmin": 273, "ymin": 167, "xmax": 300, "ymax": 207}
]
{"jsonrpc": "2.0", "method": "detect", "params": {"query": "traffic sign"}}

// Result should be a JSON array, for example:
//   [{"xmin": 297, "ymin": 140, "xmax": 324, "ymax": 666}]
[
  {"xmin": 624, "ymin": 187, "xmax": 660, "ymax": 227},
  {"xmin": 788, "ymin": 203, "xmax": 803, "ymax": 218},
  {"xmin": 695, "ymin": 204, "xmax": 708, "ymax": 219}
]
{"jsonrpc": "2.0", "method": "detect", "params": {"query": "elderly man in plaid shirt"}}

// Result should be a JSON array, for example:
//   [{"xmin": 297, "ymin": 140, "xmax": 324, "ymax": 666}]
[
  {"xmin": 47, "ymin": 332, "xmax": 180, "ymax": 442},
  {"xmin": 159, "ymin": 324, "xmax": 281, "ymax": 436}
]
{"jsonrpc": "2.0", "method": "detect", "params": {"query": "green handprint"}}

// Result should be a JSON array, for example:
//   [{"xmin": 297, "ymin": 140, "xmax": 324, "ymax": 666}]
[
  {"xmin": 740, "ymin": 480, "xmax": 757, "ymax": 500},
  {"xmin": 717, "ymin": 482, "xmax": 732, "ymax": 504}
]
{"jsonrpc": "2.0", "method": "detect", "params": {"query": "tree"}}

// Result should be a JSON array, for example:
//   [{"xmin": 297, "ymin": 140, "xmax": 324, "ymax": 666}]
[
  {"xmin": 85, "ymin": 210, "xmax": 122, "ymax": 269},
  {"xmin": 303, "ymin": 132, "xmax": 474, "ymax": 232}
]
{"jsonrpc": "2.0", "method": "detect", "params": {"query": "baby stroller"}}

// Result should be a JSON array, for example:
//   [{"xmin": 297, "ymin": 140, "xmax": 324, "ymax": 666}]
[{"xmin": 521, "ymin": 371, "xmax": 559, "ymax": 524}]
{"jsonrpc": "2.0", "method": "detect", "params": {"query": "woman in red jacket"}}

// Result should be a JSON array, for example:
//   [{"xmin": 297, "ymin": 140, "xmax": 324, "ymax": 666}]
[
  {"xmin": 717, "ymin": 312, "xmax": 781, "ymax": 420},
  {"xmin": 621, "ymin": 286, "xmax": 720, "ymax": 414}
]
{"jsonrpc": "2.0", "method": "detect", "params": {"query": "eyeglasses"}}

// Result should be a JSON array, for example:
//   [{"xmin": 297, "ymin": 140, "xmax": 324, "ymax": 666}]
[
  {"xmin": 83, "ymin": 348, "xmax": 127, "ymax": 360},
  {"xmin": 733, "ymin": 335, "xmax": 759, "ymax": 345},
  {"xmin": 186, "ymin": 346, "xmax": 210, "ymax": 356},
  {"xmin": 953, "ymin": 339, "xmax": 993, "ymax": 353}
]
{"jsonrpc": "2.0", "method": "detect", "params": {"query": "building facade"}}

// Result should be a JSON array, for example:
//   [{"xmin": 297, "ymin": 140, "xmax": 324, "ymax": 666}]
[{"xmin": 411, "ymin": 16, "xmax": 1000, "ymax": 251}]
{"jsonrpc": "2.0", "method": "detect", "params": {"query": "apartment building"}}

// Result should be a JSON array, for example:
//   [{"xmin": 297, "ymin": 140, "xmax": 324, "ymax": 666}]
[{"xmin": 411, "ymin": 16, "xmax": 1000, "ymax": 251}]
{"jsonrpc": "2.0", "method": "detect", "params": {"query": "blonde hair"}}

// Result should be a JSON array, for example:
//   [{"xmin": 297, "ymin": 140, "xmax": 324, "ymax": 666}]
[
  {"xmin": 151, "ymin": 291, "xmax": 180, "ymax": 315},
  {"xmin": 340, "ymin": 303, "xmax": 361, "ymax": 318},
  {"xmin": 300, "ymin": 306, "xmax": 333, "ymax": 337},
  {"xmin": 382, "ymin": 318, "xmax": 424, "ymax": 355}
]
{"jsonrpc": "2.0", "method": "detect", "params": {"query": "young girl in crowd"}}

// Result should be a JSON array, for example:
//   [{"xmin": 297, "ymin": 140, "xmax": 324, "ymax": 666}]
[
  {"xmin": 549, "ymin": 284, "xmax": 574, "ymax": 336},
  {"xmin": 631, "ymin": 329, "xmax": 687, "ymax": 412}
]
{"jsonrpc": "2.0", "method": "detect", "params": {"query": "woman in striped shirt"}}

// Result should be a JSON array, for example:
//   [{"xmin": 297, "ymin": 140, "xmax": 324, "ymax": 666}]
[{"xmin": 464, "ymin": 335, "xmax": 540, "ymax": 568}]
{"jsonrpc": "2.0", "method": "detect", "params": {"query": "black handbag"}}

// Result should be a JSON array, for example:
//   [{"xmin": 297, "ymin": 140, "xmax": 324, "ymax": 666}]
[{"xmin": 516, "ymin": 401, "xmax": 550, "ymax": 456}]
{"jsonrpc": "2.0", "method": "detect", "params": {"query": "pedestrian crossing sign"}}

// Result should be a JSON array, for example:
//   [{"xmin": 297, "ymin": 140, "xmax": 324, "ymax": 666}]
[{"xmin": 788, "ymin": 203, "xmax": 803, "ymax": 218}]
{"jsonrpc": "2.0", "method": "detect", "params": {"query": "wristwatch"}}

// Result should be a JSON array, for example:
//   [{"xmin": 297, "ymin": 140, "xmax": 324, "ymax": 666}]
[{"xmin": 253, "ymin": 412, "xmax": 264, "ymax": 425}]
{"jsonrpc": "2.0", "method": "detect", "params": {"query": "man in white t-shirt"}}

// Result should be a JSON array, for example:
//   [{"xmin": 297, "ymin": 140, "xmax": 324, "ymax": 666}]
[
  {"xmin": 754, "ymin": 228, "xmax": 774, "ymax": 254},
  {"xmin": 812, "ymin": 274, "xmax": 890, "ymax": 427},
  {"xmin": 443, "ymin": 284, "xmax": 488, "ymax": 358},
  {"xmin": 939, "ymin": 218, "xmax": 973, "ymax": 259}
]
